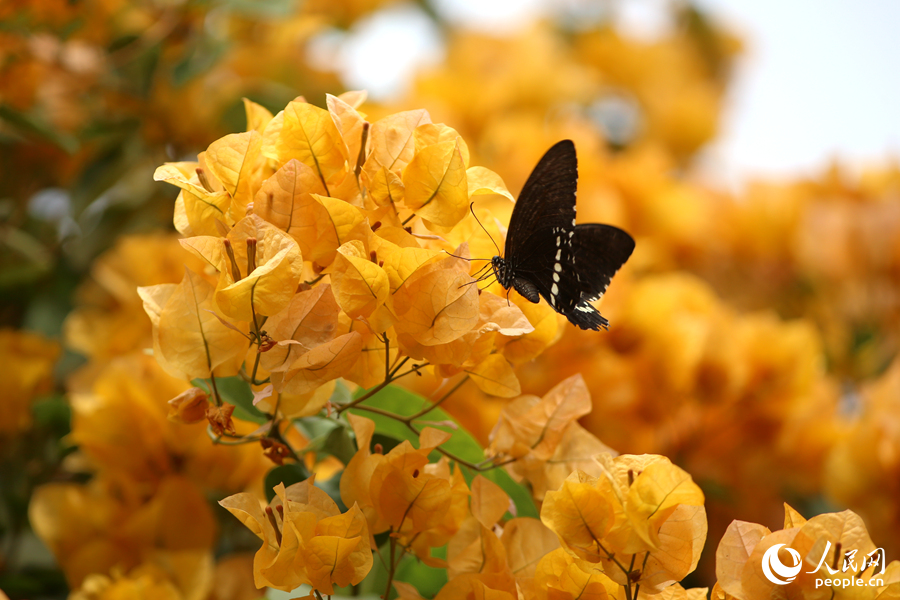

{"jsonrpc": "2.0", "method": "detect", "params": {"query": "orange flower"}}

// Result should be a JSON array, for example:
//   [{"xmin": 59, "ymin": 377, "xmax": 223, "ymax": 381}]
[
  {"xmin": 488, "ymin": 374, "xmax": 616, "ymax": 499},
  {"xmin": 541, "ymin": 455, "xmax": 706, "ymax": 595},
  {"xmin": 219, "ymin": 478, "xmax": 372, "ymax": 593},
  {"xmin": 0, "ymin": 328, "xmax": 59, "ymax": 435},
  {"xmin": 715, "ymin": 504, "xmax": 898, "ymax": 599}
]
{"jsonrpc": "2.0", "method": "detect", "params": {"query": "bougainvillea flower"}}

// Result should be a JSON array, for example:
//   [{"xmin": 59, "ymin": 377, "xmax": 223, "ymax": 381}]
[{"xmin": 219, "ymin": 478, "xmax": 372, "ymax": 593}]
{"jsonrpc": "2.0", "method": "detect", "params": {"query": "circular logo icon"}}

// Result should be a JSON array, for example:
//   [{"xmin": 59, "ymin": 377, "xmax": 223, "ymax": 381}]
[{"xmin": 762, "ymin": 543, "xmax": 802, "ymax": 585}]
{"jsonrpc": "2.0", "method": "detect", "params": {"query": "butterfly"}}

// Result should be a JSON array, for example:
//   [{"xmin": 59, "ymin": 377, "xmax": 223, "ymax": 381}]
[{"xmin": 489, "ymin": 140, "xmax": 635, "ymax": 331}]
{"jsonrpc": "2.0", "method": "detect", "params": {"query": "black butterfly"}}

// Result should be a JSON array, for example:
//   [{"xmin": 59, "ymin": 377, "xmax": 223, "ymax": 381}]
[{"xmin": 490, "ymin": 140, "xmax": 635, "ymax": 331}]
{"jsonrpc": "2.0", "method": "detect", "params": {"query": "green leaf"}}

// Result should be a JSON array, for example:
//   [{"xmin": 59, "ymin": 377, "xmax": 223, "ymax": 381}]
[
  {"xmin": 32, "ymin": 395, "xmax": 70, "ymax": 432},
  {"xmin": 264, "ymin": 463, "xmax": 310, "ymax": 503},
  {"xmin": 331, "ymin": 379, "xmax": 353, "ymax": 405},
  {"xmin": 263, "ymin": 464, "xmax": 346, "ymax": 512},
  {"xmin": 0, "ymin": 104, "xmax": 79, "ymax": 153},
  {"xmin": 323, "ymin": 425, "xmax": 357, "ymax": 466},
  {"xmin": 316, "ymin": 471, "xmax": 347, "ymax": 512},
  {"xmin": 212, "ymin": 376, "xmax": 268, "ymax": 424},
  {"xmin": 348, "ymin": 385, "xmax": 538, "ymax": 519},
  {"xmin": 294, "ymin": 414, "xmax": 341, "ymax": 441},
  {"xmin": 354, "ymin": 544, "xmax": 447, "ymax": 599},
  {"xmin": 392, "ymin": 548, "xmax": 448, "ymax": 596}
]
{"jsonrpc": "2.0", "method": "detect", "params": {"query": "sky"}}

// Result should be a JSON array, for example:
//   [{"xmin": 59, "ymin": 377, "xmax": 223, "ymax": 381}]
[
  {"xmin": 309, "ymin": 0, "xmax": 900, "ymax": 186},
  {"xmin": 693, "ymin": 0, "xmax": 900, "ymax": 183}
]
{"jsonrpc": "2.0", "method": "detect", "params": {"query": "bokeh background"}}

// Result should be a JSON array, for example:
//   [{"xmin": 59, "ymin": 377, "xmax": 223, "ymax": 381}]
[{"xmin": 2, "ymin": 0, "xmax": 899, "ymax": 597}]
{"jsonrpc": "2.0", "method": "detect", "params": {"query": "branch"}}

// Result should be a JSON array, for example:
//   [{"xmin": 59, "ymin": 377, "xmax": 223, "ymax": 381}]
[
  {"xmin": 348, "ymin": 404, "xmax": 514, "ymax": 473},
  {"xmin": 404, "ymin": 375, "xmax": 468, "ymax": 423}
]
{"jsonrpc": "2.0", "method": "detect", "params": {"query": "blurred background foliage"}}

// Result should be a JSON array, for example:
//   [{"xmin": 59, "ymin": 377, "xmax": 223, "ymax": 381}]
[{"xmin": 1, "ymin": 0, "xmax": 899, "ymax": 598}]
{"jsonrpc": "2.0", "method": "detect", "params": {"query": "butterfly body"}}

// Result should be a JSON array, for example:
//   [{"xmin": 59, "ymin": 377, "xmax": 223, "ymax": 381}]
[{"xmin": 491, "ymin": 140, "xmax": 634, "ymax": 331}]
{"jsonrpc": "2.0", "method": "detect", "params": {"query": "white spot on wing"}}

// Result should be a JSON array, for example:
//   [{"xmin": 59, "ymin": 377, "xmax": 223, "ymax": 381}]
[
  {"xmin": 551, "ymin": 283, "xmax": 558, "ymax": 296},
  {"xmin": 554, "ymin": 263, "xmax": 562, "ymax": 272},
  {"xmin": 555, "ymin": 249, "xmax": 561, "ymax": 260},
  {"xmin": 553, "ymin": 272, "xmax": 559, "ymax": 282}
]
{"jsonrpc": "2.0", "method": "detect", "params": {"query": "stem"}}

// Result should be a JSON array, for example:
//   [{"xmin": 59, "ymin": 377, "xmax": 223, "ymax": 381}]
[
  {"xmin": 250, "ymin": 351, "xmax": 262, "ymax": 385},
  {"xmin": 266, "ymin": 393, "xmax": 283, "ymax": 435},
  {"xmin": 389, "ymin": 356, "xmax": 411, "ymax": 378},
  {"xmin": 401, "ymin": 213, "xmax": 415, "ymax": 226},
  {"xmin": 595, "ymin": 540, "xmax": 631, "ymax": 581},
  {"xmin": 206, "ymin": 425, "xmax": 264, "ymax": 445},
  {"xmin": 632, "ymin": 552, "xmax": 650, "ymax": 599},
  {"xmin": 384, "ymin": 536, "xmax": 398, "ymax": 600},
  {"xmin": 305, "ymin": 273, "xmax": 326, "ymax": 286},
  {"xmin": 270, "ymin": 421, "xmax": 302, "ymax": 463},
  {"xmin": 391, "ymin": 363, "xmax": 428, "ymax": 380},
  {"xmin": 348, "ymin": 405, "xmax": 513, "ymax": 472},
  {"xmin": 625, "ymin": 553, "xmax": 637, "ymax": 600},
  {"xmin": 208, "ymin": 372, "xmax": 222, "ymax": 406},
  {"xmin": 384, "ymin": 334, "xmax": 391, "ymax": 382},
  {"xmin": 335, "ymin": 357, "xmax": 423, "ymax": 415},
  {"xmin": 404, "ymin": 376, "xmax": 468, "ymax": 423},
  {"xmin": 336, "ymin": 380, "xmax": 392, "ymax": 415},
  {"xmin": 250, "ymin": 296, "xmax": 262, "ymax": 340}
]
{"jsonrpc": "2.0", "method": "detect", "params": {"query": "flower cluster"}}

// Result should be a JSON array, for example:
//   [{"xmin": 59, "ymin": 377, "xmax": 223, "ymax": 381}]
[
  {"xmin": 714, "ymin": 504, "xmax": 900, "ymax": 599},
  {"xmin": 28, "ymin": 353, "xmax": 269, "ymax": 589},
  {"xmin": 141, "ymin": 93, "xmax": 556, "ymax": 425},
  {"xmin": 215, "ymin": 373, "xmax": 709, "ymax": 598},
  {"xmin": 826, "ymin": 359, "xmax": 900, "ymax": 560}
]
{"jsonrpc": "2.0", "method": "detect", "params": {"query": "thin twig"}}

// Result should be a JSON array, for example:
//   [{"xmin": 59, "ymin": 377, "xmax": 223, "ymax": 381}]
[
  {"xmin": 349, "ymin": 404, "xmax": 512, "ymax": 472},
  {"xmin": 632, "ymin": 551, "xmax": 650, "ymax": 599},
  {"xmin": 334, "ymin": 357, "xmax": 424, "ymax": 415},
  {"xmin": 388, "ymin": 356, "xmax": 411, "ymax": 378},
  {"xmin": 305, "ymin": 273, "xmax": 326, "ymax": 286},
  {"xmin": 384, "ymin": 334, "xmax": 391, "ymax": 382},
  {"xmin": 249, "ymin": 351, "xmax": 262, "ymax": 385},
  {"xmin": 384, "ymin": 536, "xmax": 398, "ymax": 600},
  {"xmin": 404, "ymin": 376, "xmax": 468, "ymax": 423},
  {"xmin": 208, "ymin": 372, "xmax": 222, "ymax": 406},
  {"xmin": 269, "ymin": 422, "xmax": 302, "ymax": 463}
]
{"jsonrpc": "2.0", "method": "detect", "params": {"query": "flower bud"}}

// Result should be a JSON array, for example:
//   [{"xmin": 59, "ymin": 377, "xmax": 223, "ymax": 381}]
[{"xmin": 167, "ymin": 387, "xmax": 209, "ymax": 424}]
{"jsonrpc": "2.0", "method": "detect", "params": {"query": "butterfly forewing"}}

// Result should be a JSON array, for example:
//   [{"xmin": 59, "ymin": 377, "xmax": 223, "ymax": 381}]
[{"xmin": 504, "ymin": 140, "xmax": 578, "ymax": 263}]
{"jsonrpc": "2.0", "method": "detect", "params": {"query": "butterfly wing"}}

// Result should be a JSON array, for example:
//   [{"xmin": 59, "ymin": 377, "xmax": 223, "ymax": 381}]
[
  {"xmin": 564, "ymin": 224, "xmax": 635, "ymax": 330},
  {"xmin": 569, "ymin": 224, "xmax": 635, "ymax": 302},
  {"xmin": 504, "ymin": 139, "xmax": 578, "ymax": 264}
]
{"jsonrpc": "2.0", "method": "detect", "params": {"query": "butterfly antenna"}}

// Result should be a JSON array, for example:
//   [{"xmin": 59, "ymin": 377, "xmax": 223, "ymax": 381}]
[
  {"xmin": 469, "ymin": 202, "xmax": 502, "ymax": 256},
  {"xmin": 442, "ymin": 250, "xmax": 491, "ymax": 262}
]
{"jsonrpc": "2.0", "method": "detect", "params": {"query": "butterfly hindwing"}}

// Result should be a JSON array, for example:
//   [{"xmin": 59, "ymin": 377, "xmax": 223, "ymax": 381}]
[{"xmin": 570, "ymin": 224, "xmax": 635, "ymax": 302}]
